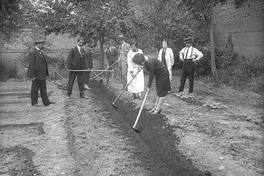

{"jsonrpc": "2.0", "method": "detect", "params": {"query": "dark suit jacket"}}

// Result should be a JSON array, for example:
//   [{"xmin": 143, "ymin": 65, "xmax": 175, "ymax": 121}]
[
  {"xmin": 66, "ymin": 46, "xmax": 93, "ymax": 70},
  {"xmin": 27, "ymin": 48, "xmax": 49, "ymax": 80},
  {"xmin": 105, "ymin": 46, "xmax": 118, "ymax": 65}
]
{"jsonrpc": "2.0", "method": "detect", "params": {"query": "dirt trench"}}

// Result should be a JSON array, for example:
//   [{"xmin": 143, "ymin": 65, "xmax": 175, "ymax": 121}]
[{"xmin": 87, "ymin": 80, "xmax": 207, "ymax": 176}]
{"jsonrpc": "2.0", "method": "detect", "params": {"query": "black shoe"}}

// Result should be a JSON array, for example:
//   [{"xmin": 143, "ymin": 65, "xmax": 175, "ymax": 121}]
[
  {"xmin": 80, "ymin": 95, "xmax": 88, "ymax": 99},
  {"xmin": 131, "ymin": 95, "xmax": 136, "ymax": 100},
  {"xmin": 32, "ymin": 104, "xmax": 41, "ymax": 107},
  {"xmin": 151, "ymin": 109, "xmax": 162, "ymax": 115},
  {"xmin": 45, "ymin": 101, "xmax": 56, "ymax": 106}
]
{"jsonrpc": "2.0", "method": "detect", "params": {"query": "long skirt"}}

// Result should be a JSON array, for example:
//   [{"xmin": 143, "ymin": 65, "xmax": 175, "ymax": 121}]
[
  {"xmin": 155, "ymin": 69, "xmax": 170, "ymax": 97},
  {"xmin": 127, "ymin": 69, "xmax": 144, "ymax": 93}
]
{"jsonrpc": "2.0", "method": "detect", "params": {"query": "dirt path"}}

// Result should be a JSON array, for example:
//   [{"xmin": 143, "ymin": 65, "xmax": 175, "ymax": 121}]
[
  {"xmin": 0, "ymin": 80, "xmax": 74, "ymax": 176},
  {"xmin": 0, "ymin": 76, "xmax": 263, "ymax": 176},
  {"xmin": 99, "ymin": 75, "xmax": 263, "ymax": 176},
  {"xmin": 64, "ymin": 88, "xmax": 174, "ymax": 176},
  {"xmin": 0, "ymin": 80, "xmax": 175, "ymax": 176}
]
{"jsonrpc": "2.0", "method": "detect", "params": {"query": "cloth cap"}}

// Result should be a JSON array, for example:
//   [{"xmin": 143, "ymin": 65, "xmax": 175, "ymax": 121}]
[{"xmin": 132, "ymin": 53, "xmax": 145, "ymax": 66}]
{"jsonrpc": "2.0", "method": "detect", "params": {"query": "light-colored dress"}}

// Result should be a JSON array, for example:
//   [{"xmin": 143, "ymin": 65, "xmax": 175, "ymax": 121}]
[
  {"xmin": 157, "ymin": 47, "xmax": 174, "ymax": 81},
  {"xmin": 127, "ymin": 49, "xmax": 144, "ymax": 93},
  {"xmin": 118, "ymin": 41, "xmax": 130, "ymax": 79}
]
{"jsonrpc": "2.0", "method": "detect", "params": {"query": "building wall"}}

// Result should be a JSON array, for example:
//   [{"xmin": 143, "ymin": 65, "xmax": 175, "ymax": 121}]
[
  {"xmin": 0, "ymin": 31, "xmax": 78, "ymax": 60},
  {"xmin": 214, "ymin": 0, "xmax": 264, "ymax": 58}
]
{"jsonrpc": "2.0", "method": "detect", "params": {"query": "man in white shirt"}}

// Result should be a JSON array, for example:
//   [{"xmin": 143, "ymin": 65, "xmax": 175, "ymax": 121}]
[
  {"xmin": 157, "ymin": 40, "xmax": 174, "ymax": 83},
  {"xmin": 175, "ymin": 37, "xmax": 203, "ymax": 98}
]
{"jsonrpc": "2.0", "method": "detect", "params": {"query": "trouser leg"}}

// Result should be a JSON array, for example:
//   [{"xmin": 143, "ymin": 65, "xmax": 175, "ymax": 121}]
[
  {"xmin": 31, "ymin": 79, "xmax": 40, "ymax": 106},
  {"xmin": 106, "ymin": 70, "xmax": 111, "ymax": 86},
  {"xmin": 67, "ymin": 72, "xmax": 76, "ymax": 96},
  {"xmin": 40, "ymin": 80, "xmax": 50, "ymax": 105},
  {"xmin": 77, "ymin": 72, "xmax": 84, "ymax": 97},
  {"xmin": 179, "ymin": 62, "xmax": 187, "ymax": 92},
  {"xmin": 155, "ymin": 97, "xmax": 159, "ymax": 109},
  {"xmin": 156, "ymin": 96, "xmax": 166, "ymax": 110},
  {"xmin": 187, "ymin": 61, "xmax": 195, "ymax": 93},
  {"xmin": 84, "ymin": 71, "xmax": 90, "ymax": 85}
]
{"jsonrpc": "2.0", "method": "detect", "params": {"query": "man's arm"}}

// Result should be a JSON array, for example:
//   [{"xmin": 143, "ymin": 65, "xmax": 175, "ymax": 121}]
[
  {"xmin": 27, "ymin": 52, "xmax": 36, "ymax": 79},
  {"xmin": 66, "ymin": 49, "xmax": 74, "ymax": 69},
  {"xmin": 87, "ymin": 50, "xmax": 93, "ymax": 68},
  {"xmin": 193, "ymin": 48, "xmax": 203, "ymax": 61}
]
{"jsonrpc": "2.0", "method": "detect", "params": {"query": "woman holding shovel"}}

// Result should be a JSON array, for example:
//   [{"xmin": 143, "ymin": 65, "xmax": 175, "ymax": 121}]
[{"xmin": 132, "ymin": 53, "xmax": 170, "ymax": 114}]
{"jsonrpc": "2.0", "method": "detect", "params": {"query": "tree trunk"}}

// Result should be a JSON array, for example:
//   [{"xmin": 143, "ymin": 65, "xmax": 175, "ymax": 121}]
[
  {"xmin": 99, "ymin": 35, "xmax": 104, "ymax": 69},
  {"xmin": 209, "ymin": 0, "xmax": 219, "ymax": 85}
]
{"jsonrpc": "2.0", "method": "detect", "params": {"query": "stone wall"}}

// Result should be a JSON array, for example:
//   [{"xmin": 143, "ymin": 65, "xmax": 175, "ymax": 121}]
[{"xmin": 214, "ymin": 0, "xmax": 264, "ymax": 58}]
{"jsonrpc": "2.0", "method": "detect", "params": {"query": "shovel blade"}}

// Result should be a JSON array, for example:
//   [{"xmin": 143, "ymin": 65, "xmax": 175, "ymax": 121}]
[
  {"xmin": 132, "ymin": 126, "xmax": 140, "ymax": 133},
  {"xmin": 111, "ymin": 103, "xmax": 118, "ymax": 109}
]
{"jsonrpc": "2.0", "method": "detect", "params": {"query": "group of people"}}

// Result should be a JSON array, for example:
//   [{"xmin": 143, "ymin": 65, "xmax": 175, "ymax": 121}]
[
  {"xmin": 27, "ymin": 35, "xmax": 203, "ymax": 114},
  {"xmin": 104, "ymin": 35, "xmax": 203, "ymax": 114}
]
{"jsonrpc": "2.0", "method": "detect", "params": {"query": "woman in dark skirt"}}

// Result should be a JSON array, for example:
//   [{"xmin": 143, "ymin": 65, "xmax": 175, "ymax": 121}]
[{"xmin": 132, "ymin": 53, "xmax": 170, "ymax": 114}]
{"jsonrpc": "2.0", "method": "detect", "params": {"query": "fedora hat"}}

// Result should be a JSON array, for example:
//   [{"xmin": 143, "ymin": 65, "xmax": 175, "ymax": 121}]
[
  {"xmin": 34, "ymin": 37, "xmax": 46, "ymax": 44},
  {"xmin": 184, "ymin": 37, "xmax": 193, "ymax": 43}
]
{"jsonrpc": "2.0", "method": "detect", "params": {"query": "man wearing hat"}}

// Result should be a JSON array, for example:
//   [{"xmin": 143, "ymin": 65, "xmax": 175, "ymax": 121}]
[
  {"xmin": 117, "ymin": 34, "xmax": 130, "ymax": 89},
  {"xmin": 175, "ymin": 37, "xmax": 203, "ymax": 98},
  {"xmin": 27, "ymin": 37, "xmax": 55, "ymax": 107},
  {"xmin": 157, "ymin": 40, "xmax": 174, "ymax": 83}
]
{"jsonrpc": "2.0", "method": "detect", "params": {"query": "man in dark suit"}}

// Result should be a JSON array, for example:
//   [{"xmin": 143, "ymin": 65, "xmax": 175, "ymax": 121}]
[
  {"xmin": 66, "ymin": 37, "xmax": 92, "ymax": 98},
  {"xmin": 27, "ymin": 37, "xmax": 55, "ymax": 107}
]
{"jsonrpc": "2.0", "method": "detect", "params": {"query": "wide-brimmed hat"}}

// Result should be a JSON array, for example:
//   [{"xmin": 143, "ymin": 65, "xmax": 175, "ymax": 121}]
[
  {"xmin": 34, "ymin": 37, "xmax": 46, "ymax": 44},
  {"xmin": 184, "ymin": 37, "xmax": 193, "ymax": 43},
  {"xmin": 132, "ymin": 53, "xmax": 145, "ymax": 66}
]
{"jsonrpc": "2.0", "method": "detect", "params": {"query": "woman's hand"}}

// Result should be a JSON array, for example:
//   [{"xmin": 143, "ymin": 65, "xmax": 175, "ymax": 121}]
[{"xmin": 130, "ymin": 70, "xmax": 134, "ymax": 76}]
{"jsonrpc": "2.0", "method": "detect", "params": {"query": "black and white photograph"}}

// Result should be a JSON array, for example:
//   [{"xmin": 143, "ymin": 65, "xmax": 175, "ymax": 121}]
[{"xmin": 0, "ymin": 0, "xmax": 263, "ymax": 175}]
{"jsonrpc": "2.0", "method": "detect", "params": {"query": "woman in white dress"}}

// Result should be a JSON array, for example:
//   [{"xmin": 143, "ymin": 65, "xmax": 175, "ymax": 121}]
[{"xmin": 127, "ymin": 41, "xmax": 144, "ymax": 100}]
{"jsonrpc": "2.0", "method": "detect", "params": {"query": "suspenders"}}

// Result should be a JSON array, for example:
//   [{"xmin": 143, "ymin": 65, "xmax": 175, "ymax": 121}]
[{"xmin": 184, "ymin": 47, "xmax": 193, "ymax": 60}]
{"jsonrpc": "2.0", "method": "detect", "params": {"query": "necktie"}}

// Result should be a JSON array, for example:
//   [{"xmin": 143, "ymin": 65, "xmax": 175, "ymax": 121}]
[
  {"xmin": 185, "ymin": 47, "xmax": 189, "ymax": 60},
  {"xmin": 80, "ymin": 48, "xmax": 85, "ymax": 57}
]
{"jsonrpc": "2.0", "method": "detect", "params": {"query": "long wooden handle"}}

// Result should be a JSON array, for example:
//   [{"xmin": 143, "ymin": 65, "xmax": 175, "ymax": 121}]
[
  {"xmin": 112, "ymin": 67, "xmax": 143, "ymax": 105},
  {"xmin": 68, "ymin": 69, "xmax": 113, "ymax": 72},
  {"xmin": 132, "ymin": 89, "xmax": 150, "ymax": 128},
  {"xmin": 92, "ymin": 57, "xmax": 127, "ymax": 79}
]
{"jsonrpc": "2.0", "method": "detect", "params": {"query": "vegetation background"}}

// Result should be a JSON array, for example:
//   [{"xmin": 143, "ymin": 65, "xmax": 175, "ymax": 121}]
[{"xmin": 0, "ymin": 0, "xmax": 263, "ymax": 93}]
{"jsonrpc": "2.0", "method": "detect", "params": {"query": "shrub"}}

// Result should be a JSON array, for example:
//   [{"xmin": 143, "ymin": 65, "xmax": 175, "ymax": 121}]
[
  {"xmin": 218, "ymin": 55, "xmax": 264, "ymax": 91},
  {"xmin": 0, "ymin": 57, "xmax": 19, "ymax": 81}
]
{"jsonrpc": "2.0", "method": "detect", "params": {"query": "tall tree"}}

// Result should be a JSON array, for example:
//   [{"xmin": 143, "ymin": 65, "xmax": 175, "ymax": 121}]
[
  {"xmin": 178, "ymin": 0, "xmax": 248, "ymax": 84},
  {"xmin": 36, "ymin": 0, "xmax": 137, "ymax": 69},
  {"xmin": 178, "ymin": 0, "xmax": 220, "ymax": 84}
]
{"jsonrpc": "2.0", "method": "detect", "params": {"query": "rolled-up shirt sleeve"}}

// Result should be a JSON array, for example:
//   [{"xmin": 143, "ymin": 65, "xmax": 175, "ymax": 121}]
[{"xmin": 193, "ymin": 48, "xmax": 203, "ymax": 60}]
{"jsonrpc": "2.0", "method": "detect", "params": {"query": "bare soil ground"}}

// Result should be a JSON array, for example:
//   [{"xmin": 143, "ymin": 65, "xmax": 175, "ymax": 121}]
[
  {"xmin": 0, "ymin": 80, "xmax": 175, "ymax": 176},
  {"xmin": 96, "ymin": 74, "xmax": 263, "ymax": 176},
  {"xmin": 0, "ymin": 73, "xmax": 263, "ymax": 176}
]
